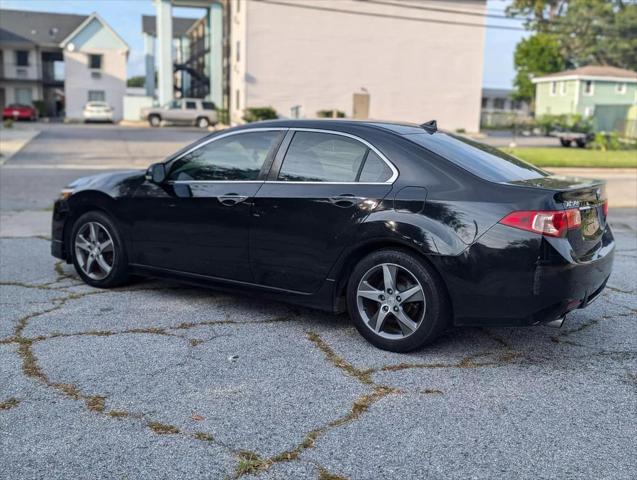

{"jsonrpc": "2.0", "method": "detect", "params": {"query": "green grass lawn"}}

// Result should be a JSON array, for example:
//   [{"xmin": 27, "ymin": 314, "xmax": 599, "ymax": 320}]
[{"xmin": 501, "ymin": 147, "xmax": 637, "ymax": 168}]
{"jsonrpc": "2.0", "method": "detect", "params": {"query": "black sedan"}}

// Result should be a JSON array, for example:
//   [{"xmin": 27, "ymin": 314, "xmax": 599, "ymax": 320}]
[{"xmin": 51, "ymin": 120, "xmax": 614, "ymax": 352}]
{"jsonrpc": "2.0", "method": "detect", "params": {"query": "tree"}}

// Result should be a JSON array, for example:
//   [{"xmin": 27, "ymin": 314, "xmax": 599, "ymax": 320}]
[
  {"xmin": 127, "ymin": 76, "xmax": 145, "ymax": 88},
  {"xmin": 508, "ymin": 0, "xmax": 637, "ymax": 101},
  {"xmin": 512, "ymin": 33, "xmax": 565, "ymax": 102}
]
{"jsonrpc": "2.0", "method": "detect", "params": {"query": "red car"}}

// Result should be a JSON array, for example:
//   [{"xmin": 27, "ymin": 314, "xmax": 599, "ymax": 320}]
[{"xmin": 2, "ymin": 104, "xmax": 38, "ymax": 121}]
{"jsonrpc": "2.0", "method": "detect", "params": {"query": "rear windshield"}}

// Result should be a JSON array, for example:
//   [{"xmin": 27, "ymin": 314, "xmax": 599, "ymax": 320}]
[{"xmin": 404, "ymin": 132, "xmax": 549, "ymax": 182}]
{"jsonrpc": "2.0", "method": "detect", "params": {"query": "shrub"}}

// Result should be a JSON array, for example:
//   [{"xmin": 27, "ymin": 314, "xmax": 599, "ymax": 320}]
[
  {"xmin": 33, "ymin": 100, "xmax": 46, "ymax": 117},
  {"xmin": 3, "ymin": 118, "xmax": 14, "ymax": 128},
  {"xmin": 592, "ymin": 131, "xmax": 622, "ymax": 151},
  {"xmin": 216, "ymin": 108, "xmax": 230, "ymax": 125},
  {"xmin": 317, "ymin": 109, "xmax": 346, "ymax": 118},
  {"xmin": 243, "ymin": 106, "xmax": 278, "ymax": 123}
]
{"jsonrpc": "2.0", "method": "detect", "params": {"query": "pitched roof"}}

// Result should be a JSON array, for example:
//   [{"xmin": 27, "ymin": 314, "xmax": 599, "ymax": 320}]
[
  {"xmin": 141, "ymin": 15, "xmax": 200, "ymax": 38},
  {"xmin": 0, "ymin": 9, "xmax": 87, "ymax": 47},
  {"xmin": 60, "ymin": 12, "xmax": 129, "ymax": 52},
  {"xmin": 535, "ymin": 65, "xmax": 637, "ymax": 82}
]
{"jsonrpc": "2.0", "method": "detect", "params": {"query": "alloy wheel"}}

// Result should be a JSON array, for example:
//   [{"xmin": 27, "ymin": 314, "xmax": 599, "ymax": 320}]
[
  {"xmin": 74, "ymin": 221, "xmax": 115, "ymax": 280},
  {"xmin": 356, "ymin": 263, "xmax": 426, "ymax": 339}
]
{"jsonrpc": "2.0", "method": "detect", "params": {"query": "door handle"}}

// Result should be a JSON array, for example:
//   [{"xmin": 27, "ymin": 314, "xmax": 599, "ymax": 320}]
[
  {"xmin": 329, "ymin": 194, "xmax": 365, "ymax": 208},
  {"xmin": 218, "ymin": 193, "xmax": 249, "ymax": 206}
]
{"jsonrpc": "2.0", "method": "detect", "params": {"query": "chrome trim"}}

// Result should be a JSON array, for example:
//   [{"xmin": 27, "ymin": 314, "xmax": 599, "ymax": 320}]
[
  {"xmin": 166, "ymin": 126, "xmax": 399, "ymax": 185},
  {"xmin": 169, "ymin": 127, "xmax": 289, "ymax": 165},
  {"xmin": 288, "ymin": 127, "xmax": 399, "ymax": 184},
  {"xmin": 170, "ymin": 180, "xmax": 263, "ymax": 184}
]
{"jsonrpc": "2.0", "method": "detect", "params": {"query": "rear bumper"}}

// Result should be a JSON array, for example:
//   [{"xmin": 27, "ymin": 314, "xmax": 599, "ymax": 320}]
[{"xmin": 432, "ymin": 224, "xmax": 615, "ymax": 327}]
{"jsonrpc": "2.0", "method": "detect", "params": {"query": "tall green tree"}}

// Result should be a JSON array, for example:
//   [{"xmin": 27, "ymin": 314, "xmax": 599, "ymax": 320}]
[
  {"xmin": 512, "ymin": 33, "xmax": 565, "ymax": 102},
  {"xmin": 508, "ymin": 0, "xmax": 637, "ymax": 100}
]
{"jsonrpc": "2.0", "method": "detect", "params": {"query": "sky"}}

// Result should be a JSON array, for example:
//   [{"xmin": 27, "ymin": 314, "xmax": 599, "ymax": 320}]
[{"xmin": 1, "ymin": 0, "xmax": 528, "ymax": 90}]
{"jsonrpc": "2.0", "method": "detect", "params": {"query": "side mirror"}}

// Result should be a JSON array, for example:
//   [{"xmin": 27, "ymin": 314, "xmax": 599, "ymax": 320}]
[{"xmin": 146, "ymin": 163, "xmax": 167, "ymax": 184}]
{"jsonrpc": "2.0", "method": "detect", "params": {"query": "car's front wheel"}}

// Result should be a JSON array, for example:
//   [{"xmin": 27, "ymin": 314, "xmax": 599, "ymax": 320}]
[
  {"xmin": 70, "ymin": 211, "xmax": 129, "ymax": 288},
  {"xmin": 347, "ymin": 249, "xmax": 450, "ymax": 352}
]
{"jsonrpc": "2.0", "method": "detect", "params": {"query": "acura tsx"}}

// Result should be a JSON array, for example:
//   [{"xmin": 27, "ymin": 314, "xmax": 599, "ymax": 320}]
[{"xmin": 51, "ymin": 120, "xmax": 614, "ymax": 352}]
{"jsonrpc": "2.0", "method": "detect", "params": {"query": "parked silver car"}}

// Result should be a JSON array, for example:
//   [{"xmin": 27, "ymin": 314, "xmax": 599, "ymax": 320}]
[{"xmin": 141, "ymin": 98, "xmax": 218, "ymax": 128}]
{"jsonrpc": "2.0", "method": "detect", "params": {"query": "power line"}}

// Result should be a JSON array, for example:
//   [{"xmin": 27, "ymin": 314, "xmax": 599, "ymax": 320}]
[
  {"xmin": 255, "ymin": 0, "xmax": 527, "ymax": 31},
  {"xmin": 357, "ymin": 0, "xmax": 527, "ymax": 22}
]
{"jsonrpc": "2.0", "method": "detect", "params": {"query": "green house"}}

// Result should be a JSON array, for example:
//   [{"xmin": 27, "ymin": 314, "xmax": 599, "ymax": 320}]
[{"xmin": 533, "ymin": 65, "xmax": 637, "ymax": 119}]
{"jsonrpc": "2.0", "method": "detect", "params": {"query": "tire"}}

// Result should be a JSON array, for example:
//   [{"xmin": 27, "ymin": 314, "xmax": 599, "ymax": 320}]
[
  {"xmin": 560, "ymin": 139, "xmax": 572, "ymax": 147},
  {"xmin": 70, "ymin": 211, "xmax": 129, "ymax": 288},
  {"xmin": 148, "ymin": 115, "xmax": 161, "ymax": 127},
  {"xmin": 196, "ymin": 116, "xmax": 210, "ymax": 129},
  {"xmin": 346, "ymin": 249, "xmax": 450, "ymax": 352},
  {"xmin": 576, "ymin": 139, "xmax": 587, "ymax": 148}
]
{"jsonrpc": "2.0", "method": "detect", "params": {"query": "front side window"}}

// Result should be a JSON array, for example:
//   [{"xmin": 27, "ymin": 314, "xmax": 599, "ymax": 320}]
[
  {"xmin": 89, "ymin": 54, "xmax": 102, "ymax": 70},
  {"xmin": 169, "ymin": 130, "xmax": 282, "ymax": 181},
  {"xmin": 278, "ymin": 132, "xmax": 368, "ymax": 182}
]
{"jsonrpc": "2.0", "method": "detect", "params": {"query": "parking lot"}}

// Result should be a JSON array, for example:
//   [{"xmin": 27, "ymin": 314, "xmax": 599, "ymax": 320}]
[{"xmin": 1, "ymin": 124, "xmax": 636, "ymax": 479}]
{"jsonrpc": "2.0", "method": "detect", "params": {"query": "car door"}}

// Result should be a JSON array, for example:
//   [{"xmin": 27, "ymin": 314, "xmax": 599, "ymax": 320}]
[
  {"xmin": 163, "ymin": 100, "xmax": 184, "ymax": 123},
  {"xmin": 184, "ymin": 100, "xmax": 198, "ymax": 124},
  {"xmin": 250, "ymin": 129, "xmax": 397, "ymax": 293},
  {"xmin": 128, "ymin": 128, "xmax": 286, "ymax": 282}
]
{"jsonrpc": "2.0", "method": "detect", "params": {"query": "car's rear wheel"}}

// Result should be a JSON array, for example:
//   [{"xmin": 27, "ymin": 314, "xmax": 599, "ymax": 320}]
[
  {"xmin": 560, "ymin": 139, "xmax": 572, "ymax": 147},
  {"xmin": 347, "ymin": 249, "xmax": 449, "ymax": 352},
  {"xmin": 70, "ymin": 211, "xmax": 129, "ymax": 288},
  {"xmin": 196, "ymin": 116, "xmax": 210, "ymax": 129},
  {"xmin": 148, "ymin": 114, "xmax": 161, "ymax": 127}
]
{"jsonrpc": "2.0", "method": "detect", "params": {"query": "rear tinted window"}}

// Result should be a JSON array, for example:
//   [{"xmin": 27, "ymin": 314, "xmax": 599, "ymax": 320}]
[
  {"xmin": 279, "ymin": 132, "xmax": 368, "ymax": 182},
  {"xmin": 404, "ymin": 132, "xmax": 549, "ymax": 182},
  {"xmin": 202, "ymin": 102, "xmax": 216, "ymax": 110}
]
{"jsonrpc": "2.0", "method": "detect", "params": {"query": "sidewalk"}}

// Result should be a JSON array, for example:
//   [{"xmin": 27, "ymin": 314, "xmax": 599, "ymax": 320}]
[{"xmin": 0, "ymin": 126, "xmax": 41, "ymax": 165}]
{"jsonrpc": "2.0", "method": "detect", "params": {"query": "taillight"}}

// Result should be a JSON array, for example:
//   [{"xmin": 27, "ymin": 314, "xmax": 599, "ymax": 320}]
[
  {"xmin": 602, "ymin": 200, "xmax": 609, "ymax": 217},
  {"xmin": 499, "ymin": 209, "xmax": 581, "ymax": 238}
]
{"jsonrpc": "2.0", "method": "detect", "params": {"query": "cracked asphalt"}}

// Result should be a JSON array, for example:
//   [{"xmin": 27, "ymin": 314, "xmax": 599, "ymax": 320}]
[{"xmin": 1, "ymin": 124, "xmax": 636, "ymax": 479}]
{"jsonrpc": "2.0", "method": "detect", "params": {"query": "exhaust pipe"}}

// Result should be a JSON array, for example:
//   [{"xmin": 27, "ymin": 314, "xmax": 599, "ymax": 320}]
[{"xmin": 545, "ymin": 315, "xmax": 566, "ymax": 328}]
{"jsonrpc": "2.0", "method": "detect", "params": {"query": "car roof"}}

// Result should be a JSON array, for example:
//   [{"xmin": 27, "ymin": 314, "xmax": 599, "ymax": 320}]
[{"xmin": 238, "ymin": 119, "xmax": 428, "ymax": 136}]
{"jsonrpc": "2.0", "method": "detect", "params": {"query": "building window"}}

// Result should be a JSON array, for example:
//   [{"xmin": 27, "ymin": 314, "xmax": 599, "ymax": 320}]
[
  {"xmin": 15, "ymin": 87, "xmax": 32, "ymax": 105},
  {"xmin": 236, "ymin": 41, "xmax": 240, "ymax": 62},
  {"xmin": 481, "ymin": 97, "xmax": 488, "ymax": 109},
  {"xmin": 493, "ymin": 98, "xmax": 505, "ymax": 110},
  {"xmin": 550, "ymin": 81, "xmax": 557, "ymax": 96},
  {"xmin": 88, "ymin": 90, "xmax": 105, "ymax": 102},
  {"xmin": 16, "ymin": 68, "xmax": 27, "ymax": 79},
  {"xmin": 560, "ymin": 81, "xmax": 566, "ymax": 95},
  {"xmin": 15, "ymin": 50, "xmax": 29, "ymax": 66},
  {"xmin": 236, "ymin": 0, "xmax": 241, "ymax": 13},
  {"xmin": 236, "ymin": 89, "xmax": 240, "ymax": 110},
  {"xmin": 616, "ymin": 83, "xmax": 627, "ymax": 94},
  {"xmin": 583, "ymin": 80, "xmax": 594, "ymax": 96},
  {"xmin": 88, "ymin": 54, "xmax": 102, "ymax": 70}
]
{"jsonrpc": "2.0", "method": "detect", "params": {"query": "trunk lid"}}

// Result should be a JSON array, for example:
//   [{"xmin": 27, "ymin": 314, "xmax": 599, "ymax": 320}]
[{"xmin": 507, "ymin": 175, "xmax": 608, "ymax": 260}]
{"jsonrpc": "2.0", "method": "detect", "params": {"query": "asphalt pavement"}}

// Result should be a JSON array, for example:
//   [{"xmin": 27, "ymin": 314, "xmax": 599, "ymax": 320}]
[{"xmin": 1, "ymin": 124, "xmax": 636, "ymax": 479}]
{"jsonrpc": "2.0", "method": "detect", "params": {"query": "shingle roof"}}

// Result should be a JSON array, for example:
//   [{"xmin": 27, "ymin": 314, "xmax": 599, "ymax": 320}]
[
  {"xmin": 537, "ymin": 65, "xmax": 637, "ymax": 81},
  {"xmin": 0, "ymin": 9, "xmax": 87, "ymax": 47},
  {"xmin": 141, "ymin": 15, "xmax": 200, "ymax": 38}
]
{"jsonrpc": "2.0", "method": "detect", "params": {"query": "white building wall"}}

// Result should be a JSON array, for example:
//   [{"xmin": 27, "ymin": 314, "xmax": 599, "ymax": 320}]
[
  {"xmin": 64, "ymin": 48, "xmax": 127, "ymax": 121},
  {"xmin": 238, "ymin": 0, "xmax": 486, "ymax": 132}
]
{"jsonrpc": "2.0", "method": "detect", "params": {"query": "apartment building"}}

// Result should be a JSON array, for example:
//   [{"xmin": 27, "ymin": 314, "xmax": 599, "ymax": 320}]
[{"xmin": 0, "ymin": 9, "xmax": 128, "ymax": 120}]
